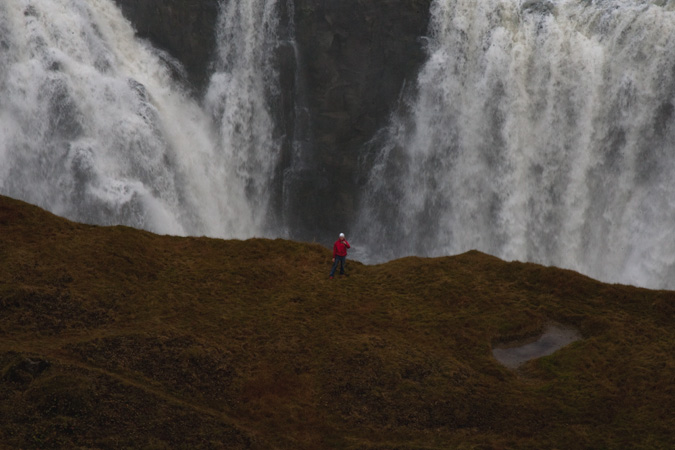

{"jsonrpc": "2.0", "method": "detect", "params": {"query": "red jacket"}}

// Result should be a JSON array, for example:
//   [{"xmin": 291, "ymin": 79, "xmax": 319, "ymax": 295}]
[{"xmin": 333, "ymin": 239, "xmax": 350, "ymax": 257}]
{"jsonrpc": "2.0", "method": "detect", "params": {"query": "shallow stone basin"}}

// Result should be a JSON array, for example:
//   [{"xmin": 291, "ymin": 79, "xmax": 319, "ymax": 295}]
[{"xmin": 492, "ymin": 323, "xmax": 581, "ymax": 369}]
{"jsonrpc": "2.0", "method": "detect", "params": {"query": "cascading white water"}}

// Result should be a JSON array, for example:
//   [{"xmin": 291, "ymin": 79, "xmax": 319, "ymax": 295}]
[
  {"xmin": 0, "ymin": 0, "xmax": 283, "ymax": 238},
  {"xmin": 356, "ymin": 0, "xmax": 675, "ymax": 289},
  {"xmin": 205, "ymin": 0, "xmax": 285, "ymax": 235}
]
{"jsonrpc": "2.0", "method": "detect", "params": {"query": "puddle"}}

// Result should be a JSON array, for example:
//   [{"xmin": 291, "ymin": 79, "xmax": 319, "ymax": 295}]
[{"xmin": 492, "ymin": 323, "xmax": 581, "ymax": 369}]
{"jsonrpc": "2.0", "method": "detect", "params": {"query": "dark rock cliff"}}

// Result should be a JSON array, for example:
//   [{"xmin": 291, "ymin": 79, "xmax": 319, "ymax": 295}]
[
  {"xmin": 289, "ymin": 0, "xmax": 432, "ymax": 242},
  {"xmin": 113, "ymin": 0, "xmax": 432, "ymax": 243},
  {"xmin": 113, "ymin": 0, "xmax": 220, "ymax": 91}
]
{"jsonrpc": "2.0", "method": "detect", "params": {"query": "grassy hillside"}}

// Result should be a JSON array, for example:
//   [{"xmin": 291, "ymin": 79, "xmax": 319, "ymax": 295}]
[{"xmin": 0, "ymin": 195, "xmax": 673, "ymax": 449}]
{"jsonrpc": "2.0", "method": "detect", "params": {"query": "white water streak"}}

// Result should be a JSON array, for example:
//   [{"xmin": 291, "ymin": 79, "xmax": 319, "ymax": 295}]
[
  {"xmin": 358, "ymin": 0, "xmax": 675, "ymax": 289},
  {"xmin": 205, "ymin": 0, "xmax": 283, "ymax": 234}
]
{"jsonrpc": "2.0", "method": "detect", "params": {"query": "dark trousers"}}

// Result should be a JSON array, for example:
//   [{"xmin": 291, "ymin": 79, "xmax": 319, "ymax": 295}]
[{"xmin": 330, "ymin": 255, "xmax": 346, "ymax": 276}]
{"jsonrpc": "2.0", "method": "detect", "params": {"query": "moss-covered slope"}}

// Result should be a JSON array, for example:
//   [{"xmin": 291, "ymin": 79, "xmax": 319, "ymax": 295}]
[{"xmin": 0, "ymin": 195, "xmax": 673, "ymax": 449}]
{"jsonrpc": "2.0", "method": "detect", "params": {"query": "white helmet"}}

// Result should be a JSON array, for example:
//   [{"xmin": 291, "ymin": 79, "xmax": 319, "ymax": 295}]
[{"xmin": 339, "ymin": 233, "xmax": 345, "ymax": 238}]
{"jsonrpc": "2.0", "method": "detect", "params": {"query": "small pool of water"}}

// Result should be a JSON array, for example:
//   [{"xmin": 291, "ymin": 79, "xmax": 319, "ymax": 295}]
[{"xmin": 492, "ymin": 323, "xmax": 581, "ymax": 369}]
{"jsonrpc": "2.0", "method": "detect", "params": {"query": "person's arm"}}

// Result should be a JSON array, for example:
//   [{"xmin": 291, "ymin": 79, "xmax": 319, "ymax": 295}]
[{"xmin": 344, "ymin": 240, "xmax": 350, "ymax": 249}]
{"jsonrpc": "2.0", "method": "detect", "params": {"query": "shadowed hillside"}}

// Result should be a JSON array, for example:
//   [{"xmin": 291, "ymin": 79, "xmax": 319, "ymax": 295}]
[{"xmin": 0, "ymin": 195, "xmax": 673, "ymax": 449}]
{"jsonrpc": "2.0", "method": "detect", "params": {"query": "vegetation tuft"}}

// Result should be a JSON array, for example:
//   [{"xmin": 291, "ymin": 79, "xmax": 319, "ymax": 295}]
[{"xmin": 0, "ymin": 195, "xmax": 673, "ymax": 449}]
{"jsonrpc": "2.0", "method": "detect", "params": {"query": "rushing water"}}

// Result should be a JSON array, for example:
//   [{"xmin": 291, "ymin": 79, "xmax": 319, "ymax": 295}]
[
  {"xmin": 0, "ymin": 0, "xmax": 285, "ymax": 238},
  {"xmin": 356, "ymin": 0, "xmax": 675, "ymax": 289}
]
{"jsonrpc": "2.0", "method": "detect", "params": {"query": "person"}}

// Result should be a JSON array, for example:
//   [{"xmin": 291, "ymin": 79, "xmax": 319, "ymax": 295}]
[{"xmin": 329, "ymin": 233, "xmax": 350, "ymax": 279}]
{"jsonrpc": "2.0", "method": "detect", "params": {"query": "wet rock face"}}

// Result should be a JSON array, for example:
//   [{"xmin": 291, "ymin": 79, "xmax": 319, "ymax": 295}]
[
  {"xmin": 113, "ymin": 0, "xmax": 220, "ymax": 91},
  {"xmin": 290, "ymin": 0, "xmax": 433, "ymax": 240},
  {"xmin": 113, "ymin": 0, "xmax": 432, "ymax": 242}
]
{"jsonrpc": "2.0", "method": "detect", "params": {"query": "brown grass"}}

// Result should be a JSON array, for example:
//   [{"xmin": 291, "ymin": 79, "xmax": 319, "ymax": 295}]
[{"xmin": 0, "ymin": 195, "xmax": 674, "ymax": 449}]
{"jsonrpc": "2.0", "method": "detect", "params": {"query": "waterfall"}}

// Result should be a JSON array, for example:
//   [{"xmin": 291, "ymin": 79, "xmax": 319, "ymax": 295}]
[
  {"xmin": 356, "ymin": 0, "xmax": 675, "ymax": 289},
  {"xmin": 0, "ymin": 0, "xmax": 284, "ymax": 238},
  {"xmin": 205, "ymin": 0, "xmax": 287, "ymax": 236}
]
